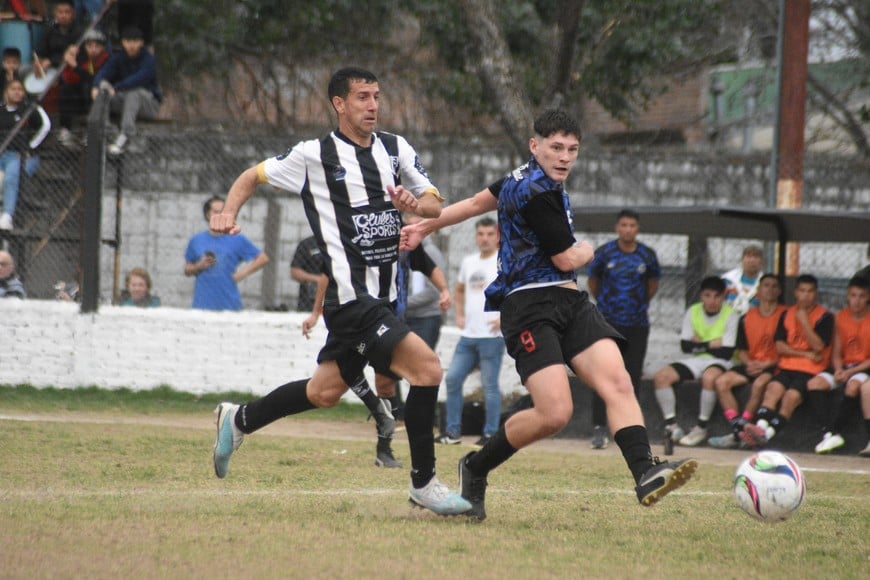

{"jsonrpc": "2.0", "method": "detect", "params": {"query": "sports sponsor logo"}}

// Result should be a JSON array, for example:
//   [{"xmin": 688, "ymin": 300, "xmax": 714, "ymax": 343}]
[
  {"xmin": 376, "ymin": 324, "xmax": 390, "ymax": 337},
  {"xmin": 351, "ymin": 209, "xmax": 401, "ymax": 248},
  {"xmin": 413, "ymin": 155, "xmax": 430, "ymax": 178}
]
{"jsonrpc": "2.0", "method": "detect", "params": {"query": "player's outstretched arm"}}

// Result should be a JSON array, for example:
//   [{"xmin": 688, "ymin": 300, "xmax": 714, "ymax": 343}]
[
  {"xmin": 400, "ymin": 187, "xmax": 497, "ymax": 250},
  {"xmin": 212, "ymin": 165, "xmax": 261, "ymax": 234}
]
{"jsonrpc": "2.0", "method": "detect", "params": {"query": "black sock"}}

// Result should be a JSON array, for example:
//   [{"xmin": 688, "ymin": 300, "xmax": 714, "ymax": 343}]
[
  {"xmin": 729, "ymin": 416, "xmax": 747, "ymax": 436},
  {"xmin": 865, "ymin": 418, "xmax": 870, "ymax": 436},
  {"xmin": 405, "ymin": 385, "xmax": 438, "ymax": 488},
  {"xmin": 614, "ymin": 425, "xmax": 654, "ymax": 484},
  {"xmin": 756, "ymin": 407, "xmax": 771, "ymax": 423},
  {"xmin": 466, "ymin": 425, "xmax": 517, "ymax": 476},
  {"xmin": 806, "ymin": 390, "xmax": 832, "ymax": 431},
  {"xmin": 591, "ymin": 392, "xmax": 607, "ymax": 427},
  {"xmin": 833, "ymin": 395, "xmax": 859, "ymax": 433},
  {"xmin": 769, "ymin": 413, "xmax": 787, "ymax": 434},
  {"xmin": 698, "ymin": 419, "xmax": 708, "ymax": 429},
  {"xmin": 235, "ymin": 378, "xmax": 314, "ymax": 434},
  {"xmin": 348, "ymin": 375, "xmax": 381, "ymax": 416},
  {"xmin": 664, "ymin": 417, "xmax": 677, "ymax": 426}
]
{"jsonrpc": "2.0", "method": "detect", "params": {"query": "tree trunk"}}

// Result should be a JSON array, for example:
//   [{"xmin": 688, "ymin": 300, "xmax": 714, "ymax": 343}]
[
  {"xmin": 459, "ymin": 0, "xmax": 534, "ymax": 157},
  {"xmin": 546, "ymin": 0, "xmax": 585, "ymax": 110}
]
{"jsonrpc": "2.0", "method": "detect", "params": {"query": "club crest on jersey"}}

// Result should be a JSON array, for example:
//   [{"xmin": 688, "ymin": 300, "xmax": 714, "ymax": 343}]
[
  {"xmin": 376, "ymin": 324, "xmax": 389, "ymax": 337},
  {"xmin": 511, "ymin": 163, "xmax": 530, "ymax": 181},
  {"xmin": 331, "ymin": 164, "xmax": 347, "ymax": 181},
  {"xmin": 350, "ymin": 208, "xmax": 401, "ymax": 248}
]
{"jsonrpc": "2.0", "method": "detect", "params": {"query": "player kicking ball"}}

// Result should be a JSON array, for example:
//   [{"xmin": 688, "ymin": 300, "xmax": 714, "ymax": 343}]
[{"xmin": 401, "ymin": 109, "xmax": 697, "ymax": 520}]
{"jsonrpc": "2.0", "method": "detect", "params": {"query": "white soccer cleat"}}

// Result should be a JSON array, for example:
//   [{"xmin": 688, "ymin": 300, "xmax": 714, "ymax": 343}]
[
  {"xmin": 213, "ymin": 403, "xmax": 244, "ymax": 478},
  {"xmin": 678, "ymin": 425, "xmax": 708, "ymax": 447},
  {"xmin": 814, "ymin": 431, "xmax": 845, "ymax": 454},
  {"xmin": 408, "ymin": 477, "xmax": 472, "ymax": 516}
]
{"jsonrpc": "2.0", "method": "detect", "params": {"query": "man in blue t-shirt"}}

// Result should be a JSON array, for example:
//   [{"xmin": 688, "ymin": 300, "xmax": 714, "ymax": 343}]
[
  {"xmin": 184, "ymin": 196, "xmax": 269, "ymax": 311},
  {"xmin": 586, "ymin": 209, "xmax": 661, "ymax": 448}
]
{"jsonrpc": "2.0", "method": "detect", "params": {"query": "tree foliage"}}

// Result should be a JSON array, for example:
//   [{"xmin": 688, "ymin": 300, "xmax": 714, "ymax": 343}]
[{"xmin": 153, "ymin": 0, "xmax": 867, "ymax": 157}]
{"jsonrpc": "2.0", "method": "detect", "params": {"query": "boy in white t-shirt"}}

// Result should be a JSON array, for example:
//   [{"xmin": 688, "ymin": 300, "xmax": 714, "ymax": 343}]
[
  {"xmin": 721, "ymin": 245, "xmax": 764, "ymax": 316},
  {"xmin": 439, "ymin": 217, "xmax": 505, "ymax": 446}
]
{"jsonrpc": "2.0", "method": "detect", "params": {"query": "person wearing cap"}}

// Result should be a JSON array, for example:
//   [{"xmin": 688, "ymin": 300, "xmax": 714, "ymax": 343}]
[
  {"xmin": 57, "ymin": 28, "xmax": 109, "ymax": 146},
  {"xmin": 91, "ymin": 25, "xmax": 161, "ymax": 155}
]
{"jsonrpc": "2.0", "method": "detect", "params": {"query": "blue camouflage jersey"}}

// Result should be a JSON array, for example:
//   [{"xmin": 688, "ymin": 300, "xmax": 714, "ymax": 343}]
[
  {"xmin": 587, "ymin": 239, "xmax": 661, "ymax": 327},
  {"xmin": 484, "ymin": 157, "xmax": 576, "ymax": 311}
]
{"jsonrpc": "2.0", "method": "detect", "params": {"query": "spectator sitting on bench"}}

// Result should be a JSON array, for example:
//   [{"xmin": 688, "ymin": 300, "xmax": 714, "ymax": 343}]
[
  {"xmin": 91, "ymin": 25, "xmax": 161, "ymax": 155},
  {"xmin": 0, "ymin": 78, "xmax": 50, "ymax": 230},
  {"xmin": 57, "ymin": 28, "xmax": 108, "ymax": 146},
  {"xmin": 653, "ymin": 275, "xmax": 738, "ymax": 447},
  {"xmin": 0, "ymin": 47, "xmax": 23, "ymax": 97}
]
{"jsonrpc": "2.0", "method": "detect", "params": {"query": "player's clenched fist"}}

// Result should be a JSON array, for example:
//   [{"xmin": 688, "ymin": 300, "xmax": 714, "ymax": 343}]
[{"xmin": 210, "ymin": 212, "xmax": 241, "ymax": 235}]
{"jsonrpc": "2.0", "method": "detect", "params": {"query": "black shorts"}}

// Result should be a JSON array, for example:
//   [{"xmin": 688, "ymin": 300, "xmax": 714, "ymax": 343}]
[
  {"xmin": 500, "ymin": 286, "xmax": 623, "ymax": 384},
  {"xmin": 770, "ymin": 368, "xmax": 815, "ymax": 396},
  {"xmin": 319, "ymin": 296, "xmax": 410, "ymax": 385},
  {"xmin": 729, "ymin": 364, "xmax": 777, "ymax": 381}
]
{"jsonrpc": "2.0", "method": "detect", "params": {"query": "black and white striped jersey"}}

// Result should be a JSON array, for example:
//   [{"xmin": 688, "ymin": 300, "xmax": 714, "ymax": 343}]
[{"xmin": 259, "ymin": 130, "xmax": 438, "ymax": 307}]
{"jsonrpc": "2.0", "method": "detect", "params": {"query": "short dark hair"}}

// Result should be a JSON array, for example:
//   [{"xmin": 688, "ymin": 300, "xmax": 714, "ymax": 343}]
[
  {"xmin": 847, "ymin": 275, "xmax": 870, "ymax": 292},
  {"xmin": 617, "ymin": 209, "xmax": 639, "ymax": 222},
  {"xmin": 2, "ymin": 47, "xmax": 21, "ymax": 60},
  {"xmin": 475, "ymin": 217, "xmax": 496, "ymax": 229},
  {"xmin": 701, "ymin": 275, "xmax": 727, "ymax": 293},
  {"xmin": 759, "ymin": 273, "xmax": 779, "ymax": 285},
  {"xmin": 203, "ymin": 196, "xmax": 223, "ymax": 220},
  {"xmin": 796, "ymin": 274, "xmax": 818, "ymax": 289},
  {"xmin": 121, "ymin": 26, "xmax": 144, "ymax": 40},
  {"xmin": 328, "ymin": 67, "xmax": 378, "ymax": 101},
  {"xmin": 533, "ymin": 109, "xmax": 582, "ymax": 141}
]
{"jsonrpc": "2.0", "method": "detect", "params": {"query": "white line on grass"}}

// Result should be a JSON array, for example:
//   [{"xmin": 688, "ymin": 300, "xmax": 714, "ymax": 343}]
[{"xmin": 1, "ymin": 487, "xmax": 867, "ymax": 503}]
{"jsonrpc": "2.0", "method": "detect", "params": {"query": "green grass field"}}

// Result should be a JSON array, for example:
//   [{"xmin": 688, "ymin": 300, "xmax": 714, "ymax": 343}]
[{"xmin": 1, "ymin": 386, "xmax": 868, "ymax": 579}]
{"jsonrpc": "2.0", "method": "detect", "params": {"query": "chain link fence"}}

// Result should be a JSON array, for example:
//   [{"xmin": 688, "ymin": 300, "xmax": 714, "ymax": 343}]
[{"xmin": 1, "ymin": 118, "xmax": 867, "ymax": 337}]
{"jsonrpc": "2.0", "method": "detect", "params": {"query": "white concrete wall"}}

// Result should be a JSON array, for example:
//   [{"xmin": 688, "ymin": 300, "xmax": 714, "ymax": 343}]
[{"xmin": 0, "ymin": 299, "xmax": 532, "ymax": 400}]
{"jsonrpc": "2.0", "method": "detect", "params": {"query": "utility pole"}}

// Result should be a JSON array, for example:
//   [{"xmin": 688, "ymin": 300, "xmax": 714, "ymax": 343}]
[{"xmin": 774, "ymin": 0, "xmax": 810, "ymax": 276}]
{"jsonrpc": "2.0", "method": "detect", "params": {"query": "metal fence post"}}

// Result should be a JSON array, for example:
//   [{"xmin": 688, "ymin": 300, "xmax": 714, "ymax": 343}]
[{"xmin": 81, "ymin": 91, "xmax": 110, "ymax": 313}]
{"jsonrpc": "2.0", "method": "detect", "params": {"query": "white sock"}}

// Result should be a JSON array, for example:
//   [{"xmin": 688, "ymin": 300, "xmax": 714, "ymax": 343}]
[{"xmin": 655, "ymin": 387, "xmax": 676, "ymax": 419}]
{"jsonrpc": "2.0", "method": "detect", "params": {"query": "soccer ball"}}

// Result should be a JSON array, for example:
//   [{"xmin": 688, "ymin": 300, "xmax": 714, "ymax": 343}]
[{"xmin": 734, "ymin": 451, "xmax": 806, "ymax": 523}]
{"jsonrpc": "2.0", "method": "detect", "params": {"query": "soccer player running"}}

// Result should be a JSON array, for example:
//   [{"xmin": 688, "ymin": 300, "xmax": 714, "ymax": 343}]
[
  {"xmin": 401, "ymin": 110, "xmax": 697, "ymax": 520},
  {"xmin": 209, "ymin": 67, "xmax": 470, "ymax": 516}
]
